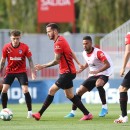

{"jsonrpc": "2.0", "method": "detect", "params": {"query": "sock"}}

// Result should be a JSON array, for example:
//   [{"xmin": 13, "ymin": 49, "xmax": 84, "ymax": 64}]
[
  {"xmin": 97, "ymin": 87, "xmax": 106, "ymax": 105},
  {"xmin": 70, "ymin": 95, "xmax": 89, "ymax": 115},
  {"xmin": 39, "ymin": 95, "xmax": 54, "ymax": 116},
  {"xmin": 120, "ymin": 92, "xmax": 128, "ymax": 117},
  {"xmin": 72, "ymin": 94, "xmax": 81, "ymax": 111},
  {"xmin": 24, "ymin": 92, "xmax": 32, "ymax": 111},
  {"xmin": 70, "ymin": 110, "xmax": 76, "ymax": 115},
  {"xmin": 1, "ymin": 93, "xmax": 8, "ymax": 108},
  {"xmin": 28, "ymin": 111, "xmax": 32, "ymax": 115},
  {"xmin": 102, "ymin": 104, "xmax": 108, "ymax": 109}
]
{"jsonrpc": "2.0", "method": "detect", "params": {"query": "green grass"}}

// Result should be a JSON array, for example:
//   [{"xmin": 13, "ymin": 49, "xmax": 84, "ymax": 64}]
[{"xmin": 0, "ymin": 104, "xmax": 130, "ymax": 130}]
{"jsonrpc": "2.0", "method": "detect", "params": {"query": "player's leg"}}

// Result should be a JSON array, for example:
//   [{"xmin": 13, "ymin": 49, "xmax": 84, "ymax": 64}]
[
  {"xmin": 65, "ymin": 76, "xmax": 96, "ymax": 118},
  {"xmin": 114, "ymin": 71, "xmax": 130, "ymax": 123},
  {"xmin": 0, "ymin": 81, "xmax": 3, "ymax": 95},
  {"xmin": 1, "ymin": 84, "xmax": 10, "ymax": 108},
  {"xmin": 32, "ymin": 84, "xmax": 59, "ymax": 120},
  {"xmin": 1, "ymin": 74, "xmax": 15, "ymax": 108},
  {"xmin": 64, "ymin": 87, "xmax": 93, "ymax": 121},
  {"xmin": 114, "ymin": 85, "xmax": 129, "ymax": 123},
  {"xmin": 96, "ymin": 75, "xmax": 108, "ymax": 117},
  {"xmin": 21, "ymin": 84, "xmax": 32, "ymax": 118},
  {"xmin": 64, "ymin": 85, "xmax": 88, "ymax": 118},
  {"xmin": 17, "ymin": 72, "xmax": 32, "ymax": 118},
  {"xmin": 62, "ymin": 73, "xmax": 93, "ymax": 120}
]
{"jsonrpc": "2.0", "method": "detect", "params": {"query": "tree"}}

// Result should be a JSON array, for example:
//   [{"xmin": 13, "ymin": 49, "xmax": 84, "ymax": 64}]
[{"xmin": 77, "ymin": 0, "xmax": 130, "ymax": 33}]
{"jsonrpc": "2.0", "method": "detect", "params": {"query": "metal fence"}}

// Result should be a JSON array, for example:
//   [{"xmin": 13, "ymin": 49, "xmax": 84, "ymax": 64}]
[
  {"xmin": 0, "ymin": 29, "xmax": 105, "ymax": 79},
  {"xmin": 100, "ymin": 19, "xmax": 130, "ymax": 78}
]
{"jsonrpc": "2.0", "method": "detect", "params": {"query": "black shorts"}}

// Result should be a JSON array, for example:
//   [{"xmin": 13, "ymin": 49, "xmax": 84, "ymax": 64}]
[
  {"xmin": 81, "ymin": 75, "xmax": 109, "ymax": 91},
  {"xmin": 3, "ymin": 72, "xmax": 28, "ymax": 86},
  {"xmin": 121, "ymin": 70, "xmax": 130, "ymax": 88},
  {"xmin": 55, "ymin": 73, "xmax": 76, "ymax": 89}
]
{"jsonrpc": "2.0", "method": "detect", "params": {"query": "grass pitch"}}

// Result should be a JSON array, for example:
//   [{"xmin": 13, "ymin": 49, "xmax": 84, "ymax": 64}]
[{"xmin": 0, "ymin": 103, "xmax": 129, "ymax": 130}]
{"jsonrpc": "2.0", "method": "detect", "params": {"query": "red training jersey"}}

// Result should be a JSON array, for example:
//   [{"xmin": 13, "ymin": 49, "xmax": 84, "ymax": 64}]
[
  {"xmin": 54, "ymin": 36, "xmax": 76, "ymax": 74},
  {"xmin": 2, "ymin": 42, "xmax": 32, "ymax": 74},
  {"xmin": 125, "ymin": 32, "xmax": 130, "ymax": 45}
]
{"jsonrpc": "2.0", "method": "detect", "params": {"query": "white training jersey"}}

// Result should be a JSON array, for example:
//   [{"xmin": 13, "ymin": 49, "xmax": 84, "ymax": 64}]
[{"xmin": 82, "ymin": 47, "xmax": 113, "ymax": 77}]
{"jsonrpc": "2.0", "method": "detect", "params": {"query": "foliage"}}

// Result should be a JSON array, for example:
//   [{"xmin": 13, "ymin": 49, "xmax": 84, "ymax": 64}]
[
  {"xmin": 0, "ymin": 0, "xmax": 37, "ymax": 33},
  {"xmin": 78, "ymin": 0, "xmax": 130, "ymax": 33},
  {"xmin": 0, "ymin": 0, "xmax": 130, "ymax": 33}
]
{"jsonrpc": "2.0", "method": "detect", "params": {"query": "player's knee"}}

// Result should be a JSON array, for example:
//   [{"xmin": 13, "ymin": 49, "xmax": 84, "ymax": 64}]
[
  {"xmin": 65, "ymin": 93, "xmax": 73, "ymax": 99},
  {"xmin": 96, "ymin": 79, "xmax": 105, "ymax": 87},
  {"xmin": 2, "ymin": 89, "xmax": 7, "ymax": 93},
  {"xmin": 76, "ymin": 88, "xmax": 85, "ymax": 96},
  {"xmin": 48, "ymin": 88, "xmax": 56, "ymax": 95},
  {"xmin": 76, "ymin": 91, "xmax": 83, "ymax": 96},
  {"xmin": 96, "ymin": 82, "xmax": 104, "ymax": 87},
  {"xmin": 119, "ymin": 86, "xmax": 128, "ymax": 92}
]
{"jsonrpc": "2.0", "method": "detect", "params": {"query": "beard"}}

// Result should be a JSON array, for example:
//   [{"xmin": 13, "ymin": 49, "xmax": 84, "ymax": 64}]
[{"xmin": 49, "ymin": 33, "xmax": 55, "ymax": 40}]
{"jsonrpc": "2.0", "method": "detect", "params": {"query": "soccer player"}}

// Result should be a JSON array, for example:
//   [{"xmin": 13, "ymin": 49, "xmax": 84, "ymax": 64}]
[
  {"xmin": 32, "ymin": 23, "xmax": 93, "ymax": 121},
  {"xmin": 0, "ymin": 30, "xmax": 36, "ymax": 118},
  {"xmin": 65, "ymin": 36, "xmax": 113, "ymax": 118},
  {"xmin": 114, "ymin": 32, "xmax": 130, "ymax": 123}
]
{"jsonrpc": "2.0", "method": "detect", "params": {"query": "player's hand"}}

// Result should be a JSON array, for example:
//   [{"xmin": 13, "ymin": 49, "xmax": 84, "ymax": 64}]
[
  {"xmin": 120, "ymin": 68, "xmax": 125, "ymax": 77},
  {"xmin": 76, "ymin": 64, "xmax": 85, "ymax": 74},
  {"xmin": 31, "ymin": 72, "xmax": 36, "ymax": 80},
  {"xmin": 89, "ymin": 70, "xmax": 99, "ymax": 75},
  {"xmin": 78, "ymin": 64, "xmax": 84, "ymax": 70},
  {"xmin": 76, "ymin": 69, "xmax": 82, "ymax": 74},
  {"xmin": 34, "ymin": 64, "xmax": 44, "ymax": 71}
]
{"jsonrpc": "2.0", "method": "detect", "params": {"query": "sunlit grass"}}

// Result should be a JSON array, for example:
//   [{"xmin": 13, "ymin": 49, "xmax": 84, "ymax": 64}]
[{"xmin": 0, "ymin": 104, "xmax": 129, "ymax": 130}]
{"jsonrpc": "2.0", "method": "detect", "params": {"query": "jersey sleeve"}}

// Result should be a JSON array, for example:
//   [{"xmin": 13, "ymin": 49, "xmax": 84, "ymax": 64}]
[
  {"xmin": 125, "ymin": 33, "xmax": 130, "ymax": 45},
  {"xmin": 54, "ymin": 42, "xmax": 63, "ymax": 54},
  {"xmin": 25, "ymin": 45, "xmax": 32, "ymax": 57},
  {"xmin": 97, "ymin": 51, "xmax": 107, "ymax": 62}
]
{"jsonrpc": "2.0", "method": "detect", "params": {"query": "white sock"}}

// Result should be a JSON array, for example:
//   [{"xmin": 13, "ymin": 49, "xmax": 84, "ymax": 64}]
[
  {"xmin": 102, "ymin": 104, "xmax": 107, "ymax": 109},
  {"xmin": 70, "ymin": 110, "xmax": 76, "ymax": 115},
  {"xmin": 28, "ymin": 111, "xmax": 32, "ymax": 115}
]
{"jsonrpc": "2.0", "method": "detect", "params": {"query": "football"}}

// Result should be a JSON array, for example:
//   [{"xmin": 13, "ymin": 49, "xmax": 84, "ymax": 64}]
[
  {"xmin": 0, "ymin": 108, "xmax": 13, "ymax": 121},
  {"xmin": 19, "ymin": 97, "xmax": 25, "ymax": 104}
]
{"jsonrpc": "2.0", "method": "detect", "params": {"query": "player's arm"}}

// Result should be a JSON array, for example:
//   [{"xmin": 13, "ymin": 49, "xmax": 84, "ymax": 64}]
[
  {"xmin": 71, "ymin": 50, "xmax": 81, "ymax": 65},
  {"xmin": 27, "ymin": 56, "xmax": 36, "ymax": 80},
  {"xmin": 44, "ymin": 53, "xmax": 61, "ymax": 67},
  {"xmin": 0, "ymin": 57, "xmax": 6, "ymax": 74},
  {"xmin": 35, "ymin": 53, "xmax": 61, "ymax": 71},
  {"xmin": 120, "ymin": 44, "xmax": 130, "ymax": 76},
  {"xmin": 96, "ymin": 59, "xmax": 110, "ymax": 73},
  {"xmin": 77, "ymin": 63, "xmax": 88, "ymax": 73},
  {"xmin": 71, "ymin": 50, "xmax": 84, "ymax": 70},
  {"xmin": 89, "ymin": 51, "xmax": 110, "ymax": 75}
]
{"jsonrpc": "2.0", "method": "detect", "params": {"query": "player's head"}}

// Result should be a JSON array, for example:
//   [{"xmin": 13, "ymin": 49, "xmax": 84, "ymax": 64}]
[
  {"xmin": 83, "ymin": 36, "xmax": 92, "ymax": 41},
  {"xmin": 46, "ymin": 23, "xmax": 60, "ymax": 40},
  {"xmin": 82, "ymin": 36, "xmax": 93, "ymax": 53},
  {"xmin": 10, "ymin": 30, "xmax": 21, "ymax": 47}
]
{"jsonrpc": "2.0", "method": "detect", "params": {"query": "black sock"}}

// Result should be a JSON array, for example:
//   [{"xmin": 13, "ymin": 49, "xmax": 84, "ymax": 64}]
[
  {"xmin": 72, "ymin": 94, "xmax": 81, "ymax": 110},
  {"xmin": 1, "ymin": 93, "xmax": 8, "ymax": 108},
  {"xmin": 120, "ymin": 92, "xmax": 128, "ymax": 117},
  {"xmin": 24, "ymin": 92, "xmax": 32, "ymax": 111},
  {"xmin": 70, "ymin": 95, "xmax": 89, "ymax": 115},
  {"xmin": 97, "ymin": 87, "xmax": 106, "ymax": 105},
  {"xmin": 39, "ymin": 95, "xmax": 54, "ymax": 116}
]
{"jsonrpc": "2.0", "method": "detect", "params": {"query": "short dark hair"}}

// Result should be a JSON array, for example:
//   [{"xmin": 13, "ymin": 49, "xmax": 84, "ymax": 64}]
[
  {"xmin": 46, "ymin": 23, "xmax": 60, "ymax": 32},
  {"xmin": 10, "ymin": 30, "xmax": 21, "ymax": 36},
  {"xmin": 83, "ymin": 36, "xmax": 92, "ymax": 41}
]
